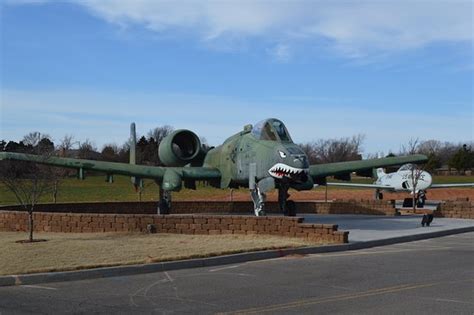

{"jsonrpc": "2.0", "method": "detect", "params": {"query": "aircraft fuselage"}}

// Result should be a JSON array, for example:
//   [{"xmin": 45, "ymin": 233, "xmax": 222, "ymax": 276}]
[
  {"xmin": 203, "ymin": 128, "xmax": 312, "ymax": 190},
  {"xmin": 375, "ymin": 169, "xmax": 432, "ymax": 193}
]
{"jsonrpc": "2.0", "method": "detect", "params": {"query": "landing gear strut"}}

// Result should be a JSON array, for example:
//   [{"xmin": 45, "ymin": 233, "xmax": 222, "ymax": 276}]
[
  {"xmin": 375, "ymin": 189, "xmax": 383, "ymax": 200},
  {"xmin": 278, "ymin": 182, "xmax": 296, "ymax": 216},
  {"xmin": 251, "ymin": 185, "xmax": 266, "ymax": 216},
  {"xmin": 158, "ymin": 187, "xmax": 171, "ymax": 215},
  {"xmin": 416, "ymin": 190, "xmax": 426, "ymax": 208}
]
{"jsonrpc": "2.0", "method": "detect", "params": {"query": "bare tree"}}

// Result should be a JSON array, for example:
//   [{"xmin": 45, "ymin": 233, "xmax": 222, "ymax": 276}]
[
  {"xmin": 117, "ymin": 142, "xmax": 130, "ymax": 163},
  {"xmin": 1, "ymin": 143, "xmax": 57, "ymax": 242},
  {"xmin": 101, "ymin": 143, "xmax": 120, "ymax": 162},
  {"xmin": 408, "ymin": 164, "xmax": 426, "ymax": 211},
  {"xmin": 22, "ymin": 132, "xmax": 47, "ymax": 147},
  {"xmin": 417, "ymin": 140, "xmax": 442, "ymax": 155},
  {"xmin": 57, "ymin": 134, "xmax": 76, "ymax": 157},
  {"xmin": 299, "ymin": 142, "xmax": 319, "ymax": 164},
  {"xmin": 147, "ymin": 125, "xmax": 174, "ymax": 144},
  {"xmin": 140, "ymin": 126, "xmax": 174, "ymax": 165},
  {"xmin": 50, "ymin": 135, "xmax": 78, "ymax": 203},
  {"xmin": 78, "ymin": 139, "xmax": 98, "ymax": 159},
  {"xmin": 414, "ymin": 140, "xmax": 442, "ymax": 171},
  {"xmin": 398, "ymin": 139, "xmax": 428, "ymax": 209},
  {"xmin": 400, "ymin": 138, "xmax": 420, "ymax": 155},
  {"xmin": 300, "ymin": 134, "xmax": 365, "ymax": 164}
]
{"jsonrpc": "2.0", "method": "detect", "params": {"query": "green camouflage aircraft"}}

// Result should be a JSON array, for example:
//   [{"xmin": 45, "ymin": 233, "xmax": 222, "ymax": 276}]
[{"xmin": 0, "ymin": 118, "xmax": 427, "ymax": 216}]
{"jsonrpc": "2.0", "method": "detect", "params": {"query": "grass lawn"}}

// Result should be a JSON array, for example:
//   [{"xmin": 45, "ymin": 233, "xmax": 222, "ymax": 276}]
[
  {"xmin": 0, "ymin": 175, "xmax": 232, "ymax": 205},
  {"xmin": 0, "ymin": 232, "xmax": 314, "ymax": 275},
  {"xmin": 1, "ymin": 174, "xmax": 471, "ymax": 206}
]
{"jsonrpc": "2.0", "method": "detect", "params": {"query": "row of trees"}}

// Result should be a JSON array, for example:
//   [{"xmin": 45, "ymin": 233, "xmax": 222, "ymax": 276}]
[
  {"xmin": 397, "ymin": 138, "xmax": 473, "ymax": 172},
  {"xmin": 1, "ymin": 126, "xmax": 175, "ymax": 165},
  {"xmin": 299, "ymin": 135, "xmax": 365, "ymax": 164},
  {"xmin": 1, "ymin": 131, "xmax": 472, "ymax": 172},
  {"xmin": 298, "ymin": 137, "xmax": 473, "ymax": 173}
]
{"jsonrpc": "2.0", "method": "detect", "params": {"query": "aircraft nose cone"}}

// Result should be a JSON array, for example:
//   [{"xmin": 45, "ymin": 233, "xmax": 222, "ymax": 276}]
[
  {"xmin": 422, "ymin": 171, "xmax": 432, "ymax": 188},
  {"xmin": 293, "ymin": 156, "xmax": 308, "ymax": 169},
  {"xmin": 419, "ymin": 171, "xmax": 433, "ymax": 190}
]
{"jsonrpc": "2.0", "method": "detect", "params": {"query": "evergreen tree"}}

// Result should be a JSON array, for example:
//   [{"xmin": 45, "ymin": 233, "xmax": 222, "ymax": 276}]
[
  {"xmin": 449, "ymin": 144, "xmax": 473, "ymax": 173},
  {"xmin": 424, "ymin": 153, "xmax": 441, "ymax": 172}
]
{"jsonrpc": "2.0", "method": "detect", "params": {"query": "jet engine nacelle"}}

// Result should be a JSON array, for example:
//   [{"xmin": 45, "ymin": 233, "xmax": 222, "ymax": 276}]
[{"xmin": 158, "ymin": 129, "xmax": 202, "ymax": 166}]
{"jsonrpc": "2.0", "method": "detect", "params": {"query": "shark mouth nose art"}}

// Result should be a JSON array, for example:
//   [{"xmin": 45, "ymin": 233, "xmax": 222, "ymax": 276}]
[{"xmin": 268, "ymin": 163, "xmax": 309, "ymax": 180}]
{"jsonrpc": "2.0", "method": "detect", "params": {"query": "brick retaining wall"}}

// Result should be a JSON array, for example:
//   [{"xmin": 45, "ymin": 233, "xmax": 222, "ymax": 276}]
[
  {"xmin": 0, "ymin": 199, "xmax": 397, "ymax": 216},
  {"xmin": 436, "ymin": 200, "xmax": 474, "ymax": 219},
  {"xmin": 0, "ymin": 211, "xmax": 348, "ymax": 244},
  {"xmin": 3, "ymin": 199, "xmax": 472, "ymax": 219},
  {"xmin": 301, "ymin": 200, "xmax": 397, "ymax": 216}
]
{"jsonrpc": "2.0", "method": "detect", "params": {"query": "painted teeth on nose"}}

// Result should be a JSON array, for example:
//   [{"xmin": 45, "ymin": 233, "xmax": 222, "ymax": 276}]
[{"xmin": 268, "ymin": 163, "xmax": 309, "ymax": 179}]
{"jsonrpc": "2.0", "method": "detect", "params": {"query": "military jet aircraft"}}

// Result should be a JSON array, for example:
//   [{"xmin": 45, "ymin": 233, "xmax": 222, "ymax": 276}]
[
  {"xmin": 327, "ymin": 163, "xmax": 473, "ymax": 201},
  {"xmin": 0, "ymin": 118, "xmax": 428, "ymax": 216}
]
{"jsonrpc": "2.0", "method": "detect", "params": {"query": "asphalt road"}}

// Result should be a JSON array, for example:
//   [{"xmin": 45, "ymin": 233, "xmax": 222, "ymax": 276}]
[{"xmin": 0, "ymin": 233, "xmax": 473, "ymax": 314}]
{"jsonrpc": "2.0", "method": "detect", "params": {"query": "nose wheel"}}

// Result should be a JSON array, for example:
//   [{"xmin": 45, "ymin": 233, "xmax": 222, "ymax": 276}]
[{"xmin": 158, "ymin": 187, "xmax": 171, "ymax": 214}]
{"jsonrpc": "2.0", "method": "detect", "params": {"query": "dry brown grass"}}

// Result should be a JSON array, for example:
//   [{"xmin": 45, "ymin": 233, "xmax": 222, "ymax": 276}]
[{"xmin": 0, "ymin": 232, "xmax": 314, "ymax": 275}]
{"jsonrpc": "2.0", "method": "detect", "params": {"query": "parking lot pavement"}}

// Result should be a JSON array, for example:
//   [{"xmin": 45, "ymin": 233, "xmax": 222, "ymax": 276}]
[{"xmin": 303, "ymin": 214, "xmax": 474, "ymax": 242}]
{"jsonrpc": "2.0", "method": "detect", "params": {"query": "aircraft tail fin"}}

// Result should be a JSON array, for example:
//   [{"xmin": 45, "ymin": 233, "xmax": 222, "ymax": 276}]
[
  {"xmin": 129, "ymin": 122, "xmax": 143, "ymax": 191},
  {"xmin": 373, "ymin": 168, "xmax": 386, "ymax": 179},
  {"xmin": 130, "ymin": 122, "xmax": 136, "ymax": 165}
]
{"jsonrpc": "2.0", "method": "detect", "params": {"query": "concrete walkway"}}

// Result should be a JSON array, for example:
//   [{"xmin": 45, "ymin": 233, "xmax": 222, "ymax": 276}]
[{"xmin": 303, "ymin": 214, "xmax": 474, "ymax": 242}]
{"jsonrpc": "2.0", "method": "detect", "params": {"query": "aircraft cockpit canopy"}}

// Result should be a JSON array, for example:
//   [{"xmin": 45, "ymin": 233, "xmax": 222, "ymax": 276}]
[
  {"xmin": 398, "ymin": 163, "xmax": 415, "ymax": 172},
  {"xmin": 251, "ymin": 119, "xmax": 293, "ymax": 142}
]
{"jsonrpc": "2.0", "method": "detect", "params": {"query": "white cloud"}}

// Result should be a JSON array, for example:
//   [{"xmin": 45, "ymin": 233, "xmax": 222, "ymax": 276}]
[{"xmin": 73, "ymin": 0, "xmax": 473, "ymax": 58}]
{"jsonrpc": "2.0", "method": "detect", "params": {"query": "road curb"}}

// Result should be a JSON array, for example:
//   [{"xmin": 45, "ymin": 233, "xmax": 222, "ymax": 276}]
[{"xmin": 1, "ymin": 226, "xmax": 473, "ymax": 287}]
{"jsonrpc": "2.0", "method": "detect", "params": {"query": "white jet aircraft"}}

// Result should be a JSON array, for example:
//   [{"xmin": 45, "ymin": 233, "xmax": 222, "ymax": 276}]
[{"xmin": 327, "ymin": 164, "xmax": 473, "ymax": 200}]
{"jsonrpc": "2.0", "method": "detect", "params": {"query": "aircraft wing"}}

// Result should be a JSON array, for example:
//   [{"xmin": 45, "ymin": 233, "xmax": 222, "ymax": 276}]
[
  {"xmin": 326, "ymin": 182, "xmax": 396, "ymax": 191},
  {"xmin": 309, "ymin": 154, "xmax": 428, "ymax": 179},
  {"xmin": 430, "ymin": 183, "xmax": 474, "ymax": 189},
  {"xmin": 0, "ymin": 152, "xmax": 221, "ymax": 181}
]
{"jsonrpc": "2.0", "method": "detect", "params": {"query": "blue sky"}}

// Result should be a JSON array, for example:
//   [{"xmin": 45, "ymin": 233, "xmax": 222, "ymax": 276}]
[{"xmin": 1, "ymin": 1, "xmax": 472, "ymax": 155}]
